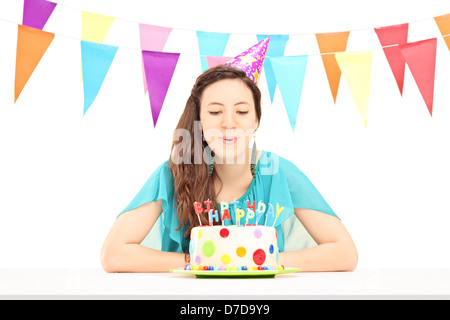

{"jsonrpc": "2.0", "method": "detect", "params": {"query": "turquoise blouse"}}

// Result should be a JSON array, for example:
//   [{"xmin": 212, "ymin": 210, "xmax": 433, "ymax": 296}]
[{"xmin": 118, "ymin": 150, "xmax": 338, "ymax": 254}]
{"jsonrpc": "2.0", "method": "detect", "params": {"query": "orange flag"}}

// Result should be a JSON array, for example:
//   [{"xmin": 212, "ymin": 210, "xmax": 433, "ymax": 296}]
[
  {"xmin": 316, "ymin": 31, "xmax": 350, "ymax": 103},
  {"xmin": 15, "ymin": 24, "xmax": 54, "ymax": 102},
  {"xmin": 434, "ymin": 13, "xmax": 450, "ymax": 52}
]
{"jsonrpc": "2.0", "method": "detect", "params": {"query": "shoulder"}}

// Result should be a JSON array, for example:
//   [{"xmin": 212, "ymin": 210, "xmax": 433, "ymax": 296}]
[
  {"xmin": 145, "ymin": 159, "xmax": 173, "ymax": 184},
  {"xmin": 259, "ymin": 150, "xmax": 304, "ymax": 177}
]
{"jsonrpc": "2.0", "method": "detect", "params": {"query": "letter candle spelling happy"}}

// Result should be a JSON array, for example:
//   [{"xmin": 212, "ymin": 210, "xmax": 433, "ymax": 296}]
[{"xmin": 193, "ymin": 200, "xmax": 283, "ymax": 227}]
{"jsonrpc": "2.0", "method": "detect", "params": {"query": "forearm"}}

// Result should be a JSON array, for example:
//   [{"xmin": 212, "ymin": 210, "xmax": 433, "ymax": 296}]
[
  {"xmin": 278, "ymin": 242, "xmax": 358, "ymax": 272},
  {"xmin": 101, "ymin": 243, "xmax": 187, "ymax": 273}
]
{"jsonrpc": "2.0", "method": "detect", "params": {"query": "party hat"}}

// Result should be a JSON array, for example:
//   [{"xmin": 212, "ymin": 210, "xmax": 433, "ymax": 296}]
[{"xmin": 225, "ymin": 36, "xmax": 270, "ymax": 84}]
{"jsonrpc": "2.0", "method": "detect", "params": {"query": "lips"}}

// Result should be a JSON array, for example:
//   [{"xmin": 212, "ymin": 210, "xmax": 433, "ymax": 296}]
[{"xmin": 222, "ymin": 137, "xmax": 238, "ymax": 145}]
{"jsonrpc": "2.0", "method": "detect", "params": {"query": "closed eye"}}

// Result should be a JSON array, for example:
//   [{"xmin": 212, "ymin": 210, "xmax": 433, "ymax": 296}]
[{"xmin": 208, "ymin": 111, "xmax": 248, "ymax": 115}]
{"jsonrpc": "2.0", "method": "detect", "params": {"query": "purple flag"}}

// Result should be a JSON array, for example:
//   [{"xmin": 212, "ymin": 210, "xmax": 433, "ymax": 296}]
[
  {"xmin": 142, "ymin": 51, "xmax": 180, "ymax": 127},
  {"xmin": 23, "ymin": 0, "xmax": 57, "ymax": 30}
]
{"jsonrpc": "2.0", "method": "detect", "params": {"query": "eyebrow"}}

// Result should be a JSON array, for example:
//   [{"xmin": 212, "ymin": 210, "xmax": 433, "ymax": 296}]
[{"xmin": 207, "ymin": 101, "xmax": 251, "ymax": 107}]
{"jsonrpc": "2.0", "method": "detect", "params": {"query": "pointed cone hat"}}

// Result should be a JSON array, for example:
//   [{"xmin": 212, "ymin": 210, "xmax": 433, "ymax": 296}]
[{"xmin": 224, "ymin": 36, "xmax": 270, "ymax": 84}]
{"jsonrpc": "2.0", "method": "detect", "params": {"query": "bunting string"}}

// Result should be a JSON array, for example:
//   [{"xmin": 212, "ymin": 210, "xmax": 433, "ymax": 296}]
[
  {"xmin": 0, "ymin": 13, "xmax": 449, "ymax": 55},
  {"xmin": 16, "ymin": 0, "xmax": 450, "ymax": 37},
  {"xmin": 2, "ymin": 0, "xmax": 450, "ymax": 130}
]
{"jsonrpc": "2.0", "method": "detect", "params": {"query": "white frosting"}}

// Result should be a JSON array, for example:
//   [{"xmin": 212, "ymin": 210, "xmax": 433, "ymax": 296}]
[{"xmin": 189, "ymin": 225, "xmax": 279, "ymax": 268}]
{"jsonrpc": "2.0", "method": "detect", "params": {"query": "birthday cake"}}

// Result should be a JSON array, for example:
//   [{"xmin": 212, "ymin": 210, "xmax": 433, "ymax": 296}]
[{"xmin": 186, "ymin": 225, "xmax": 283, "ymax": 271}]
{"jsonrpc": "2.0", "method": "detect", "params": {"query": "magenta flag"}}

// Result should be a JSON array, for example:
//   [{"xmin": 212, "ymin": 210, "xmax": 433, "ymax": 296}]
[
  {"xmin": 22, "ymin": 0, "xmax": 57, "ymax": 30},
  {"xmin": 142, "ymin": 51, "xmax": 180, "ymax": 127}
]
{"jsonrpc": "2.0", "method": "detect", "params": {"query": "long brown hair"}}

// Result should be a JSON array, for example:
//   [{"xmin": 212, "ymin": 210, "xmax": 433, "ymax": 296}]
[{"xmin": 168, "ymin": 65, "xmax": 262, "ymax": 240}]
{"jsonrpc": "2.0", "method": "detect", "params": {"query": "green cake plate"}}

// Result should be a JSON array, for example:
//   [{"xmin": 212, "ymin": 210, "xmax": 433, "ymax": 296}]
[{"xmin": 170, "ymin": 267, "xmax": 301, "ymax": 278}]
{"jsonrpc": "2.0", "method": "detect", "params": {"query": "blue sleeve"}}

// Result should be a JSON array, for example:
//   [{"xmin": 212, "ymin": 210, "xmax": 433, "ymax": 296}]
[
  {"xmin": 118, "ymin": 160, "xmax": 174, "ymax": 216},
  {"xmin": 117, "ymin": 161, "xmax": 187, "ymax": 253},
  {"xmin": 280, "ymin": 157, "xmax": 338, "ymax": 219}
]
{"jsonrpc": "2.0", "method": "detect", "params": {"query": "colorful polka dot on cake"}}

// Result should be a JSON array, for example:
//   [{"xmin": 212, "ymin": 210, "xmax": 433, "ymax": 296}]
[
  {"xmin": 219, "ymin": 228, "xmax": 229, "ymax": 238},
  {"xmin": 236, "ymin": 246, "xmax": 246, "ymax": 257},
  {"xmin": 202, "ymin": 240, "xmax": 215, "ymax": 257},
  {"xmin": 253, "ymin": 249, "xmax": 266, "ymax": 265},
  {"xmin": 221, "ymin": 254, "xmax": 231, "ymax": 264}
]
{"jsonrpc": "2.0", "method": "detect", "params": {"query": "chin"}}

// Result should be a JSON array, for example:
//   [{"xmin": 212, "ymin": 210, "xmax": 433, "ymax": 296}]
[{"xmin": 213, "ymin": 145, "xmax": 248, "ymax": 165}]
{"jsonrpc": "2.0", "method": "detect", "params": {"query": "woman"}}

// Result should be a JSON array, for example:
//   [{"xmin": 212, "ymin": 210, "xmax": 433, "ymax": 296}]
[{"xmin": 101, "ymin": 48, "xmax": 357, "ymax": 273}]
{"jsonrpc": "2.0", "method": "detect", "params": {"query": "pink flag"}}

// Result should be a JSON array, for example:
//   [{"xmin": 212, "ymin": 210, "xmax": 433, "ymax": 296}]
[
  {"xmin": 139, "ymin": 24, "xmax": 172, "ymax": 94},
  {"xmin": 399, "ymin": 38, "xmax": 437, "ymax": 116},
  {"xmin": 374, "ymin": 23, "xmax": 408, "ymax": 95},
  {"xmin": 205, "ymin": 56, "xmax": 232, "ymax": 69}
]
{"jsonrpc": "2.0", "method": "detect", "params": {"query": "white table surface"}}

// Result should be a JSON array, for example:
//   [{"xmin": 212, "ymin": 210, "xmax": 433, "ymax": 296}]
[{"xmin": 1, "ymin": 268, "xmax": 449, "ymax": 299}]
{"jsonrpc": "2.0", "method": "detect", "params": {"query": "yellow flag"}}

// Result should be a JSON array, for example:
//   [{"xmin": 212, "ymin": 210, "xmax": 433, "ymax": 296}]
[
  {"xmin": 80, "ymin": 11, "xmax": 115, "ymax": 82},
  {"xmin": 335, "ymin": 50, "xmax": 373, "ymax": 127},
  {"xmin": 81, "ymin": 11, "xmax": 115, "ymax": 43}
]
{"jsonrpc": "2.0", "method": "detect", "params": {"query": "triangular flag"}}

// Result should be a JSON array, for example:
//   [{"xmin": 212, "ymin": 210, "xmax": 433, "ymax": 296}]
[
  {"xmin": 205, "ymin": 56, "xmax": 232, "ymax": 69},
  {"xmin": 399, "ymin": 38, "xmax": 437, "ymax": 117},
  {"xmin": 139, "ymin": 23, "xmax": 173, "ymax": 94},
  {"xmin": 434, "ymin": 13, "xmax": 450, "ymax": 52},
  {"xmin": 142, "ymin": 51, "xmax": 180, "ymax": 127},
  {"xmin": 257, "ymin": 34, "xmax": 289, "ymax": 103},
  {"xmin": 15, "ymin": 24, "xmax": 54, "ymax": 103},
  {"xmin": 335, "ymin": 50, "xmax": 373, "ymax": 128},
  {"xmin": 81, "ymin": 40, "xmax": 118, "ymax": 115},
  {"xmin": 196, "ymin": 31, "xmax": 230, "ymax": 72},
  {"xmin": 80, "ymin": 11, "xmax": 115, "ymax": 83},
  {"xmin": 316, "ymin": 31, "xmax": 350, "ymax": 103},
  {"xmin": 271, "ymin": 55, "xmax": 308, "ymax": 132},
  {"xmin": 81, "ymin": 11, "xmax": 115, "ymax": 43},
  {"xmin": 375, "ymin": 23, "xmax": 408, "ymax": 95},
  {"xmin": 22, "ymin": 0, "xmax": 57, "ymax": 30}
]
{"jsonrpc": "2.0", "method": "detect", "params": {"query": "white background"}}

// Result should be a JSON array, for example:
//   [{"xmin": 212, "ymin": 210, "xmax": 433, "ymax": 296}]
[{"xmin": 0, "ymin": 0, "xmax": 449, "ymax": 269}]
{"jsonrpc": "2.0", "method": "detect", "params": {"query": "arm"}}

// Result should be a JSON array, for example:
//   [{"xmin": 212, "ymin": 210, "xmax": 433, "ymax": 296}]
[
  {"xmin": 100, "ymin": 200, "xmax": 187, "ymax": 273},
  {"xmin": 278, "ymin": 208, "xmax": 358, "ymax": 272}
]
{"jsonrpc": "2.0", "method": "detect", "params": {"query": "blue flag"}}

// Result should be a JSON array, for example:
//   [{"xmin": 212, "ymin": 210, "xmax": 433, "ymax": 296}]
[
  {"xmin": 196, "ymin": 31, "xmax": 230, "ymax": 72},
  {"xmin": 257, "ymin": 34, "xmax": 289, "ymax": 103},
  {"xmin": 81, "ymin": 40, "xmax": 118, "ymax": 115},
  {"xmin": 271, "ymin": 55, "xmax": 308, "ymax": 132}
]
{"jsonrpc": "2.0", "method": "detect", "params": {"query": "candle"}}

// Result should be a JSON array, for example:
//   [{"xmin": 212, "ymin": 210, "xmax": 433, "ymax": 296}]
[
  {"xmin": 255, "ymin": 201, "xmax": 266, "ymax": 225},
  {"xmin": 236, "ymin": 208, "xmax": 245, "ymax": 226},
  {"xmin": 264, "ymin": 203, "xmax": 274, "ymax": 226},
  {"xmin": 204, "ymin": 199, "xmax": 212, "ymax": 213},
  {"xmin": 272, "ymin": 203, "xmax": 284, "ymax": 227},
  {"xmin": 222, "ymin": 209, "xmax": 231, "ymax": 224},
  {"xmin": 219, "ymin": 201, "xmax": 229, "ymax": 226},
  {"xmin": 209, "ymin": 209, "xmax": 220, "ymax": 224},
  {"xmin": 245, "ymin": 208, "xmax": 255, "ymax": 226},
  {"xmin": 193, "ymin": 201, "xmax": 203, "ymax": 225}
]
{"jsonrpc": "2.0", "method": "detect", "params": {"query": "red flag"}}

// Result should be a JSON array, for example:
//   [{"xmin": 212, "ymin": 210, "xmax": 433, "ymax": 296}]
[
  {"xmin": 374, "ymin": 23, "xmax": 408, "ymax": 95},
  {"xmin": 399, "ymin": 38, "xmax": 437, "ymax": 116}
]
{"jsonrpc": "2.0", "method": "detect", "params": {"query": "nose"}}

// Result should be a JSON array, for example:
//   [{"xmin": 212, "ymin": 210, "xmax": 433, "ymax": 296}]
[{"xmin": 221, "ymin": 110, "xmax": 237, "ymax": 129}]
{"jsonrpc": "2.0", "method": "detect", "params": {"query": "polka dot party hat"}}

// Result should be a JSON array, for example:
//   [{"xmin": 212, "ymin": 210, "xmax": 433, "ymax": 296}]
[{"xmin": 224, "ymin": 36, "xmax": 270, "ymax": 84}]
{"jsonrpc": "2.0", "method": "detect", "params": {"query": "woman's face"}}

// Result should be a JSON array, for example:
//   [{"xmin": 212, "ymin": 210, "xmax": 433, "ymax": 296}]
[{"xmin": 199, "ymin": 78, "xmax": 259, "ymax": 164}]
